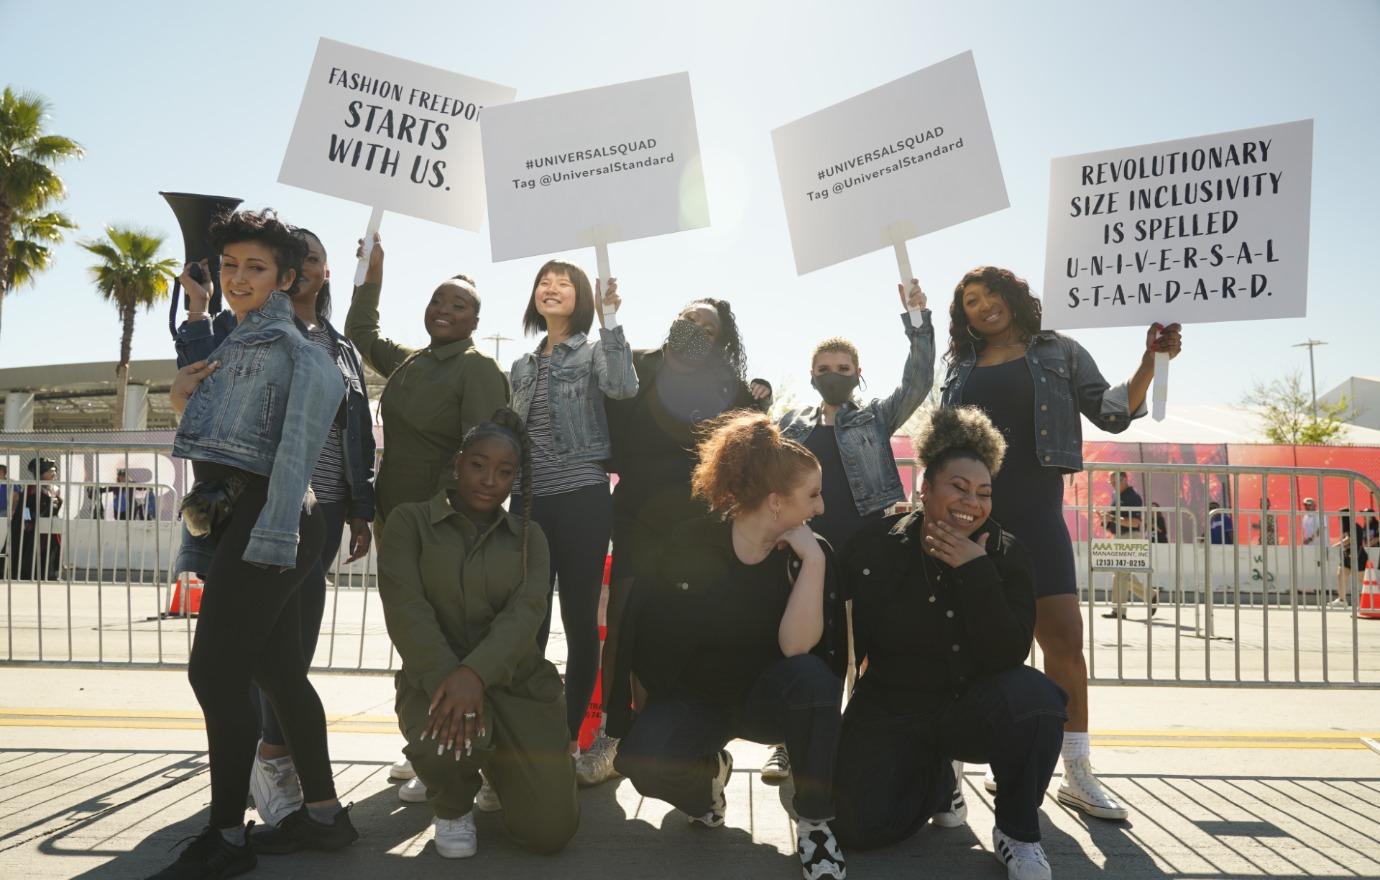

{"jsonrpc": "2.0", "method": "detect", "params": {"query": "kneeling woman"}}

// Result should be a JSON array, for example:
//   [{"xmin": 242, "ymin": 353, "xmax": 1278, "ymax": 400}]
[
  {"xmin": 833, "ymin": 407, "xmax": 1067, "ymax": 880},
  {"xmin": 609, "ymin": 413, "xmax": 849, "ymax": 880},
  {"xmin": 378, "ymin": 410, "xmax": 578, "ymax": 859}
]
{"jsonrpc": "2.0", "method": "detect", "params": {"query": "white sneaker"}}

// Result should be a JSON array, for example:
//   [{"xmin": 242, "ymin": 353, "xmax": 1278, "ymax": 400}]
[
  {"xmin": 1057, "ymin": 756, "xmax": 1129, "ymax": 820},
  {"xmin": 433, "ymin": 812, "xmax": 478, "ymax": 859},
  {"xmin": 688, "ymin": 749, "xmax": 733, "ymax": 827},
  {"xmin": 248, "ymin": 745, "xmax": 302, "ymax": 827},
  {"xmin": 390, "ymin": 757, "xmax": 416, "ymax": 780},
  {"xmin": 984, "ymin": 767, "xmax": 998, "ymax": 794},
  {"xmin": 575, "ymin": 733, "xmax": 622, "ymax": 787},
  {"xmin": 797, "ymin": 817, "xmax": 847, "ymax": 879},
  {"xmin": 932, "ymin": 761, "xmax": 968, "ymax": 828},
  {"xmin": 762, "ymin": 743, "xmax": 791, "ymax": 784},
  {"xmin": 474, "ymin": 773, "xmax": 502, "ymax": 812},
  {"xmin": 398, "ymin": 777, "xmax": 428, "ymax": 804},
  {"xmin": 992, "ymin": 826, "xmax": 1051, "ymax": 880}
]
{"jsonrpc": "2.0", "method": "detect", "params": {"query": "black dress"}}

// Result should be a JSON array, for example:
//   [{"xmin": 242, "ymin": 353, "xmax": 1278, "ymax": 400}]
[{"xmin": 959, "ymin": 357, "xmax": 1075, "ymax": 598}]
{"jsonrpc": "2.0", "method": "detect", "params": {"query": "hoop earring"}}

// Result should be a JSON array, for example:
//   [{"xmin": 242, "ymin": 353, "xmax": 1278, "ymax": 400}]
[{"xmin": 966, "ymin": 324, "xmax": 983, "ymax": 341}]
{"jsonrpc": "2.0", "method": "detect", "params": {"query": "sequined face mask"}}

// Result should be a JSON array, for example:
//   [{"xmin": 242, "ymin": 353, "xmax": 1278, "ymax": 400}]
[{"xmin": 666, "ymin": 318, "xmax": 714, "ymax": 365}]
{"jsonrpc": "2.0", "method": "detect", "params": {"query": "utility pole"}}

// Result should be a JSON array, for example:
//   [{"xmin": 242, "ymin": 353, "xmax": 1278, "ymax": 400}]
[
  {"xmin": 482, "ymin": 333, "xmax": 514, "ymax": 361},
  {"xmin": 1292, "ymin": 339, "xmax": 1327, "ymax": 418}
]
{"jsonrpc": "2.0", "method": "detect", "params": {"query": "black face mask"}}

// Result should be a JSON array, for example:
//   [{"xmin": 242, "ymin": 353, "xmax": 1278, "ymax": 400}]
[
  {"xmin": 811, "ymin": 372, "xmax": 860, "ymax": 406},
  {"xmin": 666, "ymin": 318, "xmax": 714, "ymax": 366}
]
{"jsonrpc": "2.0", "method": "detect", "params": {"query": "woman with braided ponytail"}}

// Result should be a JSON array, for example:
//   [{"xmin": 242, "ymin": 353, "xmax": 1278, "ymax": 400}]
[
  {"xmin": 377, "ymin": 409, "xmax": 578, "ymax": 860},
  {"xmin": 609, "ymin": 412, "xmax": 848, "ymax": 880}
]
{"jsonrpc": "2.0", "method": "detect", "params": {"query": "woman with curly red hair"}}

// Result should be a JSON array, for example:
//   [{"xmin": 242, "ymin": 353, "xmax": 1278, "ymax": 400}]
[{"xmin": 608, "ymin": 412, "xmax": 848, "ymax": 880}]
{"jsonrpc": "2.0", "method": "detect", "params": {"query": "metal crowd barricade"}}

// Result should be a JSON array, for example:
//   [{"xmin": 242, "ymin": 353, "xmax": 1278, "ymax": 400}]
[
  {"xmin": 0, "ymin": 437, "xmax": 392, "ymax": 673},
  {"xmin": 3, "ymin": 441, "xmax": 1377, "ymax": 688}
]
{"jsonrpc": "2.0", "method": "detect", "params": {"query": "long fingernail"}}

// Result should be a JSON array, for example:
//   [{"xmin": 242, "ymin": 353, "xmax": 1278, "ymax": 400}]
[{"xmin": 436, "ymin": 743, "xmax": 444, "ymax": 756}]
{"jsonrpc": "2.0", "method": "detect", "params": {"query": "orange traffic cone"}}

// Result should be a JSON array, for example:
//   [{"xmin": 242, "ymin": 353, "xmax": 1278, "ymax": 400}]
[
  {"xmin": 1359, "ymin": 562, "xmax": 1380, "ymax": 620},
  {"xmin": 168, "ymin": 575, "xmax": 204, "ymax": 617}
]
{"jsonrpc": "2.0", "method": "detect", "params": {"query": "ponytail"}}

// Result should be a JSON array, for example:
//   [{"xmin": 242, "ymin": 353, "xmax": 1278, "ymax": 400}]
[{"xmin": 692, "ymin": 411, "xmax": 817, "ymax": 519}]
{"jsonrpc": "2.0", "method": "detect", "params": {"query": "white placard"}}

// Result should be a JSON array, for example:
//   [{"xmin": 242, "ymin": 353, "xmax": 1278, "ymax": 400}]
[
  {"xmin": 1042, "ymin": 119, "xmax": 1313, "ymax": 330},
  {"xmin": 480, "ymin": 73, "xmax": 709, "ymax": 262},
  {"xmin": 279, "ymin": 38, "xmax": 516, "ymax": 229},
  {"xmin": 771, "ymin": 51, "xmax": 1009, "ymax": 276},
  {"xmin": 1090, "ymin": 538, "xmax": 1152, "ymax": 571}
]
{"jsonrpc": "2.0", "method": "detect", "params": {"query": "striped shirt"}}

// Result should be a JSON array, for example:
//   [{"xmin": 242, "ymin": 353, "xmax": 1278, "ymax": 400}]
[
  {"xmin": 307, "ymin": 325, "xmax": 349, "ymax": 504},
  {"xmin": 519, "ymin": 355, "xmax": 608, "ymax": 497}
]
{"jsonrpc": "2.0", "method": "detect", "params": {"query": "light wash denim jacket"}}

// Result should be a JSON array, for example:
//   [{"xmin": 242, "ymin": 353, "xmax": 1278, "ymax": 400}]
[
  {"xmin": 173, "ymin": 292, "xmax": 346, "ymax": 571},
  {"xmin": 779, "ymin": 311, "xmax": 935, "ymax": 516},
  {"xmin": 509, "ymin": 326, "xmax": 638, "ymax": 464},
  {"xmin": 939, "ymin": 331, "xmax": 1146, "ymax": 472}
]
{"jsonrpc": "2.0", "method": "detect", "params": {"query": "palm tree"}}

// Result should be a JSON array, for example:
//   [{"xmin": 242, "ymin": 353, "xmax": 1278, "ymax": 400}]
[
  {"xmin": 0, "ymin": 87, "xmax": 83, "ymax": 341},
  {"xmin": 80, "ymin": 227, "xmax": 178, "ymax": 428}
]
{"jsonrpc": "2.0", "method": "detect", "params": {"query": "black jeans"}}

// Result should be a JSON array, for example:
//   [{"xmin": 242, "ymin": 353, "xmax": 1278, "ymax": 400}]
[
  {"xmin": 252, "ymin": 499, "xmax": 347, "ymax": 747},
  {"xmin": 833, "ymin": 666, "xmax": 1067, "ymax": 848},
  {"xmin": 511, "ymin": 483, "xmax": 611, "ymax": 740},
  {"xmin": 187, "ymin": 476, "xmax": 334, "ymax": 828},
  {"xmin": 615, "ymin": 654, "xmax": 842, "ymax": 821}
]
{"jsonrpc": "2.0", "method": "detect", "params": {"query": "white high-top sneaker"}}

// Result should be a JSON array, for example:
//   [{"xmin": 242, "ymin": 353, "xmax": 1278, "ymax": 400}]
[
  {"xmin": 932, "ymin": 760, "xmax": 968, "ymax": 828},
  {"xmin": 1057, "ymin": 756, "xmax": 1129, "ymax": 820},
  {"xmin": 248, "ymin": 745, "xmax": 302, "ymax": 827}
]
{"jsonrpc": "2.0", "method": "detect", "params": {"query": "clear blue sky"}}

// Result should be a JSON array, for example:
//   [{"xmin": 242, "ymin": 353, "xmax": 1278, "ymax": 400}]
[{"xmin": 3, "ymin": 0, "xmax": 1377, "ymax": 412}]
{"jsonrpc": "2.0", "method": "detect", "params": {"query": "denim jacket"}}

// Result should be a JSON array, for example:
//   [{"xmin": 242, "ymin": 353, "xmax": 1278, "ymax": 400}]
[
  {"xmin": 176, "ymin": 310, "xmax": 376, "ymax": 522},
  {"xmin": 173, "ymin": 292, "xmax": 346, "ymax": 570},
  {"xmin": 779, "ymin": 311, "xmax": 935, "ymax": 516},
  {"xmin": 509, "ymin": 326, "xmax": 638, "ymax": 464},
  {"xmin": 939, "ymin": 332, "xmax": 1145, "ymax": 472}
]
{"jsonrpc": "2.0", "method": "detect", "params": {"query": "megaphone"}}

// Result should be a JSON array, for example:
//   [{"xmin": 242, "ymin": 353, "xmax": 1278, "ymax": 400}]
[{"xmin": 159, "ymin": 191, "xmax": 242, "ymax": 338}]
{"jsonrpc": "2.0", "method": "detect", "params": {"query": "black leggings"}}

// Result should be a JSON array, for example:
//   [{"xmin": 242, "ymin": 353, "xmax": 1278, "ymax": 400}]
[
  {"xmin": 187, "ymin": 475, "xmax": 333, "ymax": 828},
  {"xmin": 252, "ymin": 499, "xmax": 348, "ymax": 747},
  {"xmin": 512, "ymin": 483, "xmax": 612, "ymax": 740}
]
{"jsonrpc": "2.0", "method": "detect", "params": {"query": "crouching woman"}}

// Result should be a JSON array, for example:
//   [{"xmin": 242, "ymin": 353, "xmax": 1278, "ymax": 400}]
[{"xmin": 833, "ymin": 406, "xmax": 1067, "ymax": 880}]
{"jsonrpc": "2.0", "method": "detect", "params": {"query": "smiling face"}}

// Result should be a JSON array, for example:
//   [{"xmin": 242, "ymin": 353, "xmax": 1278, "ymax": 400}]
[
  {"xmin": 960, "ymin": 282, "xmax": 1013, "ymax": 340},
  {"xmin": 293, "ymin": 233, "xmax": 328, "ymax": 304},
  {"xmin": 766, "ymin": 464, "xmax": 824, "ymax": 535},
  {"xmin": 920, "ymin": 455, "xmax": 993, "ymax": 538},
  {"xmin": 452, "ymin": 435, "xmax": 519, "ymax": 519},
  {"xmin": 220, "ymin": 241, "xmax": 293, "ymax": 318},
  {"xmin": 533, "ymin": 270, "xmax": 577, "ymax": 322},
  {"xmin": 425, "ymin": 280, "xmax": 480, "ymax": 344}
]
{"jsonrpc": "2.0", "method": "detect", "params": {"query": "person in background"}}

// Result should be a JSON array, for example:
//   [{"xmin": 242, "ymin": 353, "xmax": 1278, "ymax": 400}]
[
  {"xmin": 508, "ymin": 259, "xmax": 636, "ymax": 762},
  {"xmin": 1332, "ymin": 508, "xmax": 1368, "ymax": 608},
  {"xmin": 345, "ymin": 234, "xmax": 509, "ymax": 796},
  {"xmin": 939, "ymin": 266, "xmax": 1180, "ymax": 820},
  {"xmin": 1101, "ymin": 471, "xmax": 1154, "ymax": 620},
  {"xmin": 609, "ymin": 412, "xmax": 848, "ymax": 880},
  {"xmin": 8, "ymin": 458, "xmax": 62, "ymax": 581},
  {"xmin": 770, "ymin": 278, "xmax": 932, "ymax": 783},
  {"xmin": 1150, "ymin": 503, "xmax": 1169, "ymax": 545},
  {"xmin": 1207, "ymin": 501, "xmax": 1234, "ymax": 546},
  {"xmin": 580, "ymin": 298, "xmax": 772, "ymax": 788},
  {"xmin": 1300, "ymin": 497, "xmax": 1321, "ymax": 546},
  {"xmin": 834, "ymin": 406, "xmax": 1066, "ymax": 880},
  {"xmin": 378, "ymin": 410, "xmax": 578, "ymax": 860},
  {"xmin": 174, "ymin": 226, "xmax": 377, "ymax": 827}
]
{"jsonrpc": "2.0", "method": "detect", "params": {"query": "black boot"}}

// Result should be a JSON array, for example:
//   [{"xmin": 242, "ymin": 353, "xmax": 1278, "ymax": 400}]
[
  {"xmin": 146, "ymin": 824, "xmax": 255, "ymax": 880},
  {"xmin": 250, "ymin": 804, "xmax": 357, "ymax": 855}
]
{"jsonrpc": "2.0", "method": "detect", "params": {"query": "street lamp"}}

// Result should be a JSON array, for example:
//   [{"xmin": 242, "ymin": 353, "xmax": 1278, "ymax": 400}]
[
  {"xmin": 483, "ymin": 333, "xmax": 514, "ymax": 361},
  {"xmin": 1292, "ymin": 339, "xmax": 1327, "ymax": 418}
]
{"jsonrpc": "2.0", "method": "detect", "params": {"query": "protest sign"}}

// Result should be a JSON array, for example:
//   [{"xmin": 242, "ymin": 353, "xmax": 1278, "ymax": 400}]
[
  {"xmin": 279, "ymin": 38, "xmax": 517, "ymax": 281},
  {"xmin": 480, "ymin": 71, "xmax": 709, "ymax": 296},
  {"xmin": 1042, "ymin": 120, "xmax": 1313, "ymax": 331},
  {"xmin": 771, "ymin": 51, "xmax": 1008, "ymax": 280}
]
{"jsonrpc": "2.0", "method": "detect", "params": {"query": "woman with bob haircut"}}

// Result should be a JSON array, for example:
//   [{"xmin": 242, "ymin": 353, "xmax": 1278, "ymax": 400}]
[
  {"xmin": 154, "ymin": 209, "xmax": 351, "ymax": 879},
  {"xmin": 608, "ymin": 412, "xmax": 848, "ymax": 880},
  {"xmin": 508, "ymin": 259, "xmax": 636, "ymax": 758},
  {"xmin": 939, "ymin": 266, "xmax": 1181, "ymax": 820},
  {"xmin": 833, "ymin": 406, "xmax": 1068, "ymax": 880}
]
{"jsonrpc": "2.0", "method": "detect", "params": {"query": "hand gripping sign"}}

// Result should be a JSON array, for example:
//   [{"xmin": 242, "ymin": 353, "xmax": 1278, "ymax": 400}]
[
  {"xmin": 480, "ymin": 72, "xmax": 709, "ymax": 322},
  {"xmin": 1043, "ymin": 120, "xmax": 1313, "ymax": 419},
  {"xmin": 279, "ymin": 38, "xmax": 517, "ymax": 285},
  {"xmin": 771, "ymin": 50, "xmax": 1009, "ymax": 284}
]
